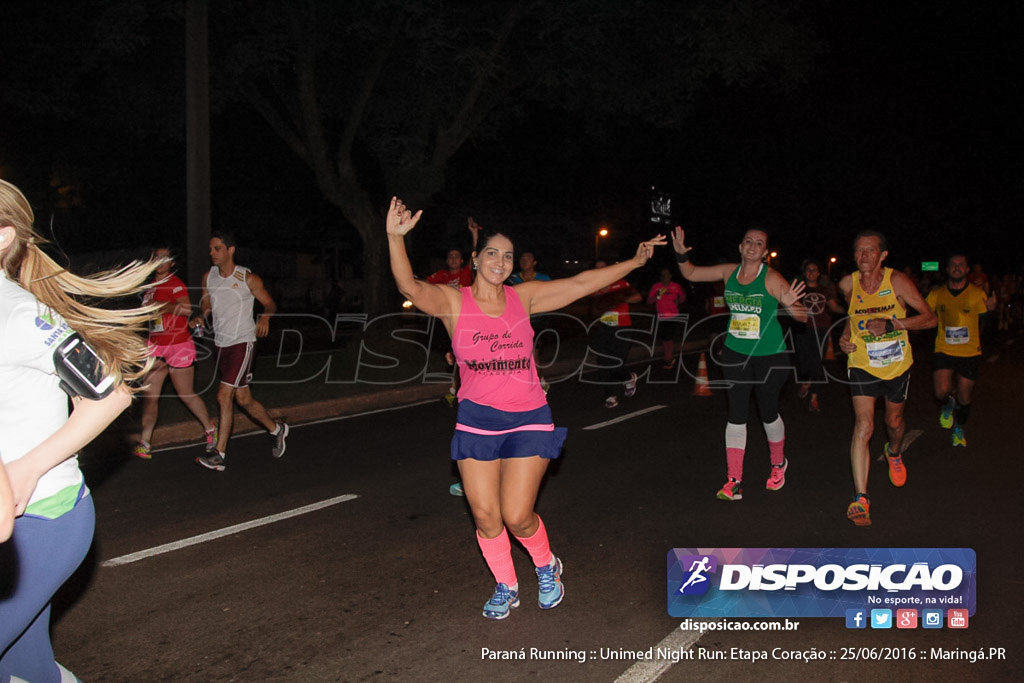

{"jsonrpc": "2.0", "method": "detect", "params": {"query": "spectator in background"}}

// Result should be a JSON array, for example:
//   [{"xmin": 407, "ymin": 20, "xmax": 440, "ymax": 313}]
[
  {"xmin": 996, "ymin": 273, "xmax": 1017, "ymax": 330},
  {"xmin": 793, "ymin": 259, "xmax": 843, "ymax": 412},
  {"xmin": 647, "ymin": 267, "xmax": 686, "ymax": 369},
  {"xmin": 427, "ymin": 218, "xmax": 481, "ymax": 288},
  {"xmin": 590, "ymin": 260, "xmax": 642, "ymax": 408},
  {"xmin": 968, "ymin": 263, "xmax": 991, "ymax": 295},
  {"xmin": 509, "ymin": 249, "xmax": 553, "ymax": 392},
  {"xmin": 428, "ymin": 219, "xmax": 480, "ymax": 406}
]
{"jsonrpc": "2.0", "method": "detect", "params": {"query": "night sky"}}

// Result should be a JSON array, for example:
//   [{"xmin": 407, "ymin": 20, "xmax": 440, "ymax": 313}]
[{"xmin": 2, "ymin": 1, "xmax": 1021, "ymax": 281}]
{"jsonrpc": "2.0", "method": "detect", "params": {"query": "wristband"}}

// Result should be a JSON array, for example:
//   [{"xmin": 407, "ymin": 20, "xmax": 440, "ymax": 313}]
[
  {"xmin": 884, "ymin": 319, "xmax": 895, "ymax": 333},
  {"xmin": 675, "ymin": 251, "xmax": 690, "ymax": 264}
]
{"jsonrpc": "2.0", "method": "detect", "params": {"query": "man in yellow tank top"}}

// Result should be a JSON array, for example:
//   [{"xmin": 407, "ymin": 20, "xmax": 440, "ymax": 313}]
[
  {"xmin": 925, "ymin": 254, "xmax": 996, "ymax": 448},
  {"xmin": 838, "ymin": 231, "xmax": 936, "ymax": 527}
]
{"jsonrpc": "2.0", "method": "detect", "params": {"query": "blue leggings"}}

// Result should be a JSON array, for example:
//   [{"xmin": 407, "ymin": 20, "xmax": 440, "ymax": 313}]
[{"xmin": 0, "ymin": 492, "xmax": 95, "ymax": 683}]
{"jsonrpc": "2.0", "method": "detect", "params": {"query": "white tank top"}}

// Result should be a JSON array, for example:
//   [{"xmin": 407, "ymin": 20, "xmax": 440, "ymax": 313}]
[{"xmin": 208, "ymin": 265, "xmax": 256, "ymax": 347}]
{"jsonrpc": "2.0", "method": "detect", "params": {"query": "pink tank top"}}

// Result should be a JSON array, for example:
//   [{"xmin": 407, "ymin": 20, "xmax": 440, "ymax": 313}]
[{"xmin": 452, "ymin": 286, "xmax": 547, "ymax": 411}]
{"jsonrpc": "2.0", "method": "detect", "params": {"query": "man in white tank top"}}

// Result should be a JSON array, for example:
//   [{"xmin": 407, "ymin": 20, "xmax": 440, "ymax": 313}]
[{"xmin": 189, "ymin": 231, "xmax": 289, "ymax": 471}]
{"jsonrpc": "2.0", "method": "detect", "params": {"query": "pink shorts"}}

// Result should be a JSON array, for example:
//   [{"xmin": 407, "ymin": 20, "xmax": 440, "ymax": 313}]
[
  {"xmin": 148, "ymin": 339, "xmax": 197, "ymax": 369},
  {"xmin": 216, "ymin": 342, "xmax": 255, "ymax": 388}
]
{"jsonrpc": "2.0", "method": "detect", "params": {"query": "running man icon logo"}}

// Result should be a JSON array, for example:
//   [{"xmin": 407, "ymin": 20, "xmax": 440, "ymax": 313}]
[{"xmin": 677, "ymin": 555, "xmax": 718, "ymax": 596}]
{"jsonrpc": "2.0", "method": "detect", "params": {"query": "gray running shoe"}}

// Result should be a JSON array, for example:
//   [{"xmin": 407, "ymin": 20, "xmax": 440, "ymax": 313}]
[
  {"xmin": 271, "ymin": 421, "xmax": 290, "ymax": 458},
  {"xmin": 196, "ymin": 452, "xmax": 226, "ymax": 471}
]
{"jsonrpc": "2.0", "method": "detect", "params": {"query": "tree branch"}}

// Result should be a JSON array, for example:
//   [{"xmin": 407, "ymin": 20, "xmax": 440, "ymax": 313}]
[
  {"xmin": 336, "ymin": 15, "xmax": 403, "ymax": 180},
  {"xmin": 432, "ymin": 3, "xmax": 523, "ymax": 165}
]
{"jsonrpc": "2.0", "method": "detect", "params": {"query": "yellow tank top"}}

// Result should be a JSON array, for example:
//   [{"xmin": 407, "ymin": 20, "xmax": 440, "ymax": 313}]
[{"xmin": 847, "ymin": 268, "xmax": 913, "ymax": 379}]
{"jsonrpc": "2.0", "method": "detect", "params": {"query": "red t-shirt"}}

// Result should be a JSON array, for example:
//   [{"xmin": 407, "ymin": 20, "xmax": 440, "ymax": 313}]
[
  {"xmin": 427, "ymin": 266, "xmax": 473, "ymax": 288},
  {"xmin": 143, "ymin": 274, "xmax": 191, "ymax": 345}
]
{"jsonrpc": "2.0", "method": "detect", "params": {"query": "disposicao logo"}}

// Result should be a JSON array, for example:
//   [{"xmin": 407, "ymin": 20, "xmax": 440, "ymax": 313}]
[
  {"xmin": 667, "ymin": 548, "xmax": 976, "ymax": 619},
  {"xmin": 676, "ymin": 555, "xmax": 718, "ymax": 596}
]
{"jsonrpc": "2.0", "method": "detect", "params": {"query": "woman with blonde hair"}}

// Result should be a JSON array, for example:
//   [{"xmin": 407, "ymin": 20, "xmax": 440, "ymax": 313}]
[{"xmin": 0, "ymin": 178, "xmax": 159, "ymax": 682}]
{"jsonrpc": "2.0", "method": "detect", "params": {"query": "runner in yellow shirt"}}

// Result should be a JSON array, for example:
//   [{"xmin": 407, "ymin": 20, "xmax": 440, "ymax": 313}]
[
  {"xmin": 838, "ymin": 231, "xmax": 936, "ymax": 526},
  {"xmin": 925, "ymin": 254, "xmax": 996, "ymax": 447}
]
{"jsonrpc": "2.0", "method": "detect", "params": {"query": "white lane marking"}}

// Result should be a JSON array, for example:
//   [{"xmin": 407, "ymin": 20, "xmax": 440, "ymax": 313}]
[
  {"xmin": 151, "ymin": 399, "xmax": 438, "ymax": 453},
  {"xmin": 614, "ymin": 626, "xmax": 708, "ymax": 683},
  {"xmin": 583, "ymin": 405, "xmax": 667, "ymax": 430},
  {"xmin": 101, "ymin": 494, "xmax": 359, "ymax": 567}
]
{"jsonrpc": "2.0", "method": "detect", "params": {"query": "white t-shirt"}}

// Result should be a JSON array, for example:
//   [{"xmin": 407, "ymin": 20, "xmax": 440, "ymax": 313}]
[
  {"xmin": 208, "ymin": 265, "xmax": 256, "ymax": 347},
  {"xmin": 0, "ymin": 272, "xmax": 87, "ymax": 517}
]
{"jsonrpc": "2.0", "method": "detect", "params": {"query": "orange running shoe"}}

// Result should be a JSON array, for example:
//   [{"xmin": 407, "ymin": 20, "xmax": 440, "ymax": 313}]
[
  {"xmin": 846, "ymin": 494, "xmax": 871, "ymax": 526},
  {"xmin": 884, "ymin": 442, "xmax": 907, "ymax": 487}
]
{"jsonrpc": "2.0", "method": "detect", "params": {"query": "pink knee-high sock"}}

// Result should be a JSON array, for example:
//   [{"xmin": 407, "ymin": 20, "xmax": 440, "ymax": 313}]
[
  {"xmin": 663, "ymin": 340, "xmax": 675, "ymax": 362},
  {"xmin": 477, "ymin": 528, "xmax": 518, "ymax": 586},
  {"xmin": 726, "ymin": 448, "xmax": 745, "ymax": 481},
  {"xmin": 514, "ymin": 515, "xmax": 553, "ymax": 568},
  {"xmin": 768, "ymin": 439, "xmax": 785, "ymax": 467}
]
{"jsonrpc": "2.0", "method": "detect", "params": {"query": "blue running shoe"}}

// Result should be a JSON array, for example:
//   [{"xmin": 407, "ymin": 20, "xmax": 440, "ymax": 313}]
[
  {"xmin": 482, "ymin": 583, "xmax": 519, "ymax": 620},
  {"xmin": 952, "ymin": 425, "xmax": 967, "ymax": 447},
  {"xmin": 535, "ymin": 556, "xmax": 564, "ymax": 609}
]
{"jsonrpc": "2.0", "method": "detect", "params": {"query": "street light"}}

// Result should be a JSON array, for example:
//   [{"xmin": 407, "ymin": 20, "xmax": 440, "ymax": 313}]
[
  {"xmin": 828, "ymin": 256, "xmax": 837, "ymax": 278},
  {"xmin": 769, "ymin": 251, "xmax": 778, "ymax": 269},
  {"xmin": 595, "ymin": 228, "xmax": 609, "ymax": 263}
]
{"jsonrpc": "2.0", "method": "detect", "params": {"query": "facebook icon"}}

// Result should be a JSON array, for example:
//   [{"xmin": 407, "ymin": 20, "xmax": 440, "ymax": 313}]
[{"xmin": 845, "ymin": 609, "xmax": 867, "ymax": 629}]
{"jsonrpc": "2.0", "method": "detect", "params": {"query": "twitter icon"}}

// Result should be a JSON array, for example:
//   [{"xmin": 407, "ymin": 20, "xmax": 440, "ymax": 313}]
[{"xmin": 870, "ymin": 609, "xmax": 892, "ymax": 629}]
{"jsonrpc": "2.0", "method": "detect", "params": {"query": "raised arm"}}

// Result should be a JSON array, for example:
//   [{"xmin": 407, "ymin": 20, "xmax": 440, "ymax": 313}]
[
  {"xmin": 386, "ymin": 197, "xmax": 460, "ymax": 318},
  {"xmin": 671, "ymin": 227, "xmax": 736, "ymax": 283},
  {"xmin": 517, "ymin": 236, "xmax": 666, "ymax": 315},
  {"xmin": 766, "ymin": 270, "xmax": 808, "ymax": 323},
  {"xmin": 468, "ymin": 217, "xmax": 481, "ymax": 251}
]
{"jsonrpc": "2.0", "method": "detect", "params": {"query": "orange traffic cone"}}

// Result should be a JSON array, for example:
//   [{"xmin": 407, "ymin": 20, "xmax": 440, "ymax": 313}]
[
  {"xmin": 824, "ymin": 335, "xmax": 836, "ymax": 361},
  {"xmin": 692, "ymin": 352, "xmax": 713, "ymax": 396}
]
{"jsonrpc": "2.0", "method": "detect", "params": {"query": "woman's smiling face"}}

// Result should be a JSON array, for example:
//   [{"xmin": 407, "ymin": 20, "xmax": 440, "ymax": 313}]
[{"xmin": 475, "ymin": 235, "xmax": 515, "ymax": 285}]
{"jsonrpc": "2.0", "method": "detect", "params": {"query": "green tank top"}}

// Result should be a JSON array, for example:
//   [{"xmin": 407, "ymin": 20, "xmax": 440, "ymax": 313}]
[{"xmin": 723, "ymin": 264, "xmax": 786, "ymax": 356}]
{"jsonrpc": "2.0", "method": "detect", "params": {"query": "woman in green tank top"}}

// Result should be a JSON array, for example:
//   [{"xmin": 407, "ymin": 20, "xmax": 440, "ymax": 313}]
[{"xmin": 672, "ymin": 227, "xmax": 807, "ymax": 502}]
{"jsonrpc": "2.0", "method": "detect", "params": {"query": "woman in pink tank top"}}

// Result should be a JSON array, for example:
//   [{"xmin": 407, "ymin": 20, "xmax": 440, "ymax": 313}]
[{"xmin": 386, "ymin": 197, "xmax": 665, "ymax": 620}]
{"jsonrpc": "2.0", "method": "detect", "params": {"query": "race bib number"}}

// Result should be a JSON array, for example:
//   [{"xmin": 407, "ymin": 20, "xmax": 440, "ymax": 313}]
[
  {"xmin": 729, "ymin": 313, "xmax": 761, "ymax": 339},
  {"xmin": 150, "ymin": 317, "xmax": 165, "ymax": 334},
  {"xmin": 600, "ymin": 311, "xmax": 620, "ymax": 326},
  {"xmin": 866, "ymin": 339, "xmax": 905, "ymax": 367},
  {"xmin": 944, "ymin": 326, "xmax": 969, "ymax": 345}
]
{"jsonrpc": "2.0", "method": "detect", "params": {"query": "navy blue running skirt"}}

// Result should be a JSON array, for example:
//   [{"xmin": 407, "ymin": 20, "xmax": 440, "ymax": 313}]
[{"xmin": 451, "ymin": 400, "xmax": 568, "ymax": 461}]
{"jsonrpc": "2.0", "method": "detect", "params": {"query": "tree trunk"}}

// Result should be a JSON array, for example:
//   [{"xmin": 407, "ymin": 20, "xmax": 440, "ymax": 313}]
[{"xmin": 359, "ymin": 226, "xmax": 390, "ymax": 318}]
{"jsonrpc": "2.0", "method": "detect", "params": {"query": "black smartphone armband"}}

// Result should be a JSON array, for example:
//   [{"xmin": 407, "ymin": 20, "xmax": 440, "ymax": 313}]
[{"xmin": 53, "ymin": 333, "xmax": 115, "ymax": 400}]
